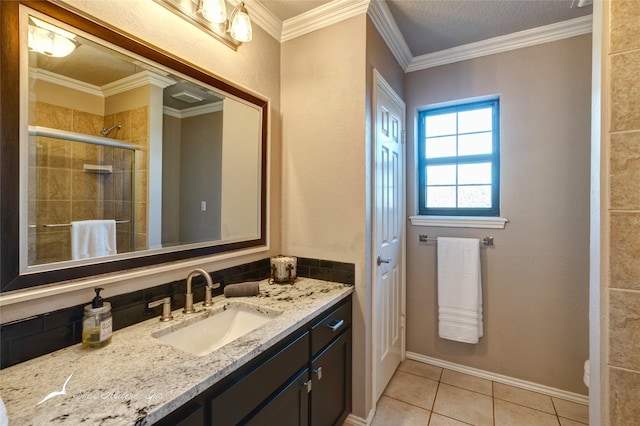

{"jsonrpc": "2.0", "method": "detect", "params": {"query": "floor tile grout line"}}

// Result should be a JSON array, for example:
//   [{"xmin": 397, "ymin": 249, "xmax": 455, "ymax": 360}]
[
  {"xmin": 558, "ymin": 415, "xmax": 588, "ymax": 425},
  {"xmin": 492, "ymin": 393, "xmax": 561, "ymax": 417},
  {"xmin": 551, "ymin": 395, "xmax": 560, "ymax": 418},
  {"xmin": 492, "ymin": 380, "xmax": 496, "ymax": 426},
  {"xmin": 379, "ymin": 393, "xmax": 432, "ymax": 413},
  {"xmin": 438, "ymin": 380, "xmax": 494, "ymax": 399},
  {"xmin": 431, "ymin": 412, "xmax": 476, "ymax": 426},
  {"xmin": 397, "ymin": 367, "xmax": 442, "ymax": 384},
  {"xmin": 431, "ymin": 379, "xmax": 441, "ymax": 413}
]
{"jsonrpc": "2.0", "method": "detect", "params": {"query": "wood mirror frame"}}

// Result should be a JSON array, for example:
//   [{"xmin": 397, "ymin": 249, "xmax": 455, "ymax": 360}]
[{"xmin": 0, "ymin": 1, "xmax": 268, "ymax": 292}]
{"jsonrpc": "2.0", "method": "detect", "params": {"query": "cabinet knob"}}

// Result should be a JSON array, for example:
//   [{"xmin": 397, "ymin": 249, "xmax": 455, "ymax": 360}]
[
  {"xmin": 313, "ymin": 367, "xmax": 323, "ymax": 380},
  {"xmin": 303, "ymin": 380, "xmax": 312, "ymax": 394}
]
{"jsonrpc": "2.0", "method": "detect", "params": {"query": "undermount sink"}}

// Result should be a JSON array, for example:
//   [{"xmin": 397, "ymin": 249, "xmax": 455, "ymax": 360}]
[{"xmin": 153, "ymin": 304, "xmax": 282, "ymax": 356}]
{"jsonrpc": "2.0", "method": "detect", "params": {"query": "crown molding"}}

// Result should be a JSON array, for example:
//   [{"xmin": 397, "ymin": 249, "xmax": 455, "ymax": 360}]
[
  {"xmin": 367, "ymin": 0, "xmax": 411, "ymax": 70},
  {"xmin": 30, "ymin": 68, "xmax": 177, "ymax": 102},
  {"xmin": 241, "ymin": 0, "xmax": 282, "ymax": 42},
  {"xmin": 163, "ymin": 101, "xmax": 224, "ymax": 119},
  {"xmin": 281, "ymin": 0, "xmax": 370, "ymax": 43},
  {"xmin": 102, "ymin": 71, "xmax": 176, "ymax": 97},
  {"xmin": 30, "ymin": 67, "xmax": 104, "ymax": 97},
  {"xmin": 407, "ymin": 15, "xmax": 593, "ymax": 72}
]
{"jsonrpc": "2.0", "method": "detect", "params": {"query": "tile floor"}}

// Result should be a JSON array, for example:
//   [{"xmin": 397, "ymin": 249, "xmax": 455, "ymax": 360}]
[{"xmin": 370, "ymin": 360, "xmax": 589, "ymax": 426}]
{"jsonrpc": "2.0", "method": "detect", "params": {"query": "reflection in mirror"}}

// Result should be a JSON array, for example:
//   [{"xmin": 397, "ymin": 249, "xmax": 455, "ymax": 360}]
[
  {"xmin": 0, "ymin": 2, "xmax": 267, "ymax": 291},
  {"xmin": 27, "ymin": 10, "xmax": 262, "ymax": 267}
]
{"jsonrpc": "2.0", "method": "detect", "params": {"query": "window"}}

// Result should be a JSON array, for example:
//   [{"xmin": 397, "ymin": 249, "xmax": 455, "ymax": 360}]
[{"xmin": 418, "ymin": 98, "xmax": 500, "ymax": 216}]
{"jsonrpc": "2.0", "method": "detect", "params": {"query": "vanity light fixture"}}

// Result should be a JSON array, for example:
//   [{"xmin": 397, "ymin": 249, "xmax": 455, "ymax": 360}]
[
  {"xmin": 155, "ymin": 0, "xmax": 252, "ymax": 50},
  {"xmin": 198, "ymin": 0, "xmax": 228, "ymax": 24},
  {"xmin": 28, "ymin": 16, "xmax": 76, "ymax": 57},
  {"xmin": 226, "ymin": 2, "xmax": 252, "ymax": 43}
]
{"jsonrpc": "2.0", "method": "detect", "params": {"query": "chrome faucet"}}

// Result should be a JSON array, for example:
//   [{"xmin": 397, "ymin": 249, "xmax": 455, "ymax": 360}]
[{"xmin": 185, "ymin": 268, "xmax": 213, "ymax": 313}]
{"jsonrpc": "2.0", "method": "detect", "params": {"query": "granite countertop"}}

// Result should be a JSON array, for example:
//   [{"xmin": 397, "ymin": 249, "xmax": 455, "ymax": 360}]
[{"xmin": 0, "ymin": 278, "xmax": 353, "ymax": 425}]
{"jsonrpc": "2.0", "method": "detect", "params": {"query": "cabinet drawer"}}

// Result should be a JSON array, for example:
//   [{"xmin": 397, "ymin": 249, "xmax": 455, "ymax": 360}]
[
  {"xmin": 210, "ymin": 332, "xmax": 309, "ymax": 425},
  {"xmin": 311, "ymin": 299, "xmax": 351, "ymax": 356}
]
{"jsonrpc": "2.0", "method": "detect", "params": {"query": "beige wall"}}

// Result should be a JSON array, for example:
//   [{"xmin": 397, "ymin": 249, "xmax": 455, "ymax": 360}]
[
  {"xmin": 404, "ymin": 35, "xmax": 592, "ymax": 394},
  {"xmin": 161, "ymin": 114, "xmax": 181, "ymax": 245},
  {"xmin": 3, "ymin": 0, "xmax": 282, "ymax": 323},
  {"xmin": 180, "ymin": 112, "xmax": 222, "ymax": 242},
  {"xmin": 33, "ymin": 79, "xmax": 104, "ymax": 115},
  {"xmin": 602, "ymin": 0, "xmax": 640, "ymax": 423},
  {"xmin": 221, "ymin": 98, "xmax": 262, "ymax": 240},
  {"xmin": 281, "ymin": 14, "xmax": 371, "ymax": 418}
]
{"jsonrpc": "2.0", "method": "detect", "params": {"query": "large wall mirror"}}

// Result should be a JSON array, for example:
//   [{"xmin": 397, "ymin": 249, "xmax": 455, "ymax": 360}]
[{"xmin": 0, "ymin": 1, "xmax": 268, "ymax": 292}]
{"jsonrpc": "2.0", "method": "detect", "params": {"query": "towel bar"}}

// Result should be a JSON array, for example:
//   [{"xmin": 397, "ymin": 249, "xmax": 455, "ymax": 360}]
[
  {"xmin": 28, "ymin": 220, "xmax": 130, "ymax": 229},
  {"xmin": 418, "ymin": 234, "xmax": 494, "ymax": 246}
]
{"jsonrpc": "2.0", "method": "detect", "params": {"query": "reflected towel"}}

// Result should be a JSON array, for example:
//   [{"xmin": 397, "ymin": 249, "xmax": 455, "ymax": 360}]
[
  {"xmin": 437, "ymin": 237, "xmax": 483, "ymax": 344},
  {"xmin": 71, "ymin": 220, "xmax": 117, "ymax": 260}
]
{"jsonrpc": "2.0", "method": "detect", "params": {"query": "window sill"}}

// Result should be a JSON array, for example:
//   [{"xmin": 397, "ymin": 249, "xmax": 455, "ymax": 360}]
[{"xmin": 409, "ymin": 215, "xmax": 508, "ymax": 229}]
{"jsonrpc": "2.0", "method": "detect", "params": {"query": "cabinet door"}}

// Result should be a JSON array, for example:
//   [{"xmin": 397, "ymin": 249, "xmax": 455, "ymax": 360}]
[
  {"xmin": 210, "ymin": 333, "xmax": 309, "ymax": 425},
  {"xmin": 154, "ymin": 402, "xmax": 204, "ymax": 426},
  {"xmin": 310, "ymin": 329, "xmax": 352, "ymax": 426},
  {"xmin": 244, "ymin": 368, "xmax": 310, "ymax": 426}
]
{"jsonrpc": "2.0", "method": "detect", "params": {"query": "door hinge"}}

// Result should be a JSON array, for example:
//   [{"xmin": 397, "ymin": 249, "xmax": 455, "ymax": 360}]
[
  {"xmin": 401, "ymin": 314, "xmax": 406, "ymax": 329},
  {"xmin": 401, "ymin": 129, "xmax": 406, "ymax": 144}
]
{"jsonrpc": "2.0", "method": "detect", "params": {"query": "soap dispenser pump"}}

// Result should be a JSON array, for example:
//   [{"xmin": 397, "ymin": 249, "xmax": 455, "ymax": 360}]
[{"xmin": 82, "ymin": 288, "xmax": 112, "ymax": 349}]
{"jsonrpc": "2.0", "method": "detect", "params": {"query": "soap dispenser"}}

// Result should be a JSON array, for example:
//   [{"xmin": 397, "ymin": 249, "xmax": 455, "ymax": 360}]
[{"xmin": 82, "ymin": 288, "xmax": 112, "ymax": 349}]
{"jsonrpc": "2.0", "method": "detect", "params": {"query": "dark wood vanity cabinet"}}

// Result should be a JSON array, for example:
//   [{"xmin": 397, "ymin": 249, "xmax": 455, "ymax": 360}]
[
  {"xmin": 154, "ymin": 295, "xmax": 352, "ymax": 426},
  {"xmin": 310, "ymin": 330, "xmax": 352, "ymax": 426}
]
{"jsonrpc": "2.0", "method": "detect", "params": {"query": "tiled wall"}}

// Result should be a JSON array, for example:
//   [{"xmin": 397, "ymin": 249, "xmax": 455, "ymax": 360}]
[
  {"xmin": 104, "ymin": 106, "xmax": 149, "ymax": 252},
  {"xmin": 606, "ymin": 1, "xmax": 640, "ymax": 422},
  {"xmin": 28, "ymin": 101, "xmax": 140, "ymax": 264},
  {"xmin": 0, "ymin": 257, "xmax": 355, "ymax": 369}
]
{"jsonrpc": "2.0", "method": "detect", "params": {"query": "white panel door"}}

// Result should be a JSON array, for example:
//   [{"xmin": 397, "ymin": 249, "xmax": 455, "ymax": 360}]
[{"xmin": 373, "ymin": 70, "xmax": 405, "ymax": 402}]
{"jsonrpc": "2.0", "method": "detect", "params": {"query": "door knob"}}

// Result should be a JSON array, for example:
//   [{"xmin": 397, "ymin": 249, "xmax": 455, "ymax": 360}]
[{"xmin": 377, "ymin": 255, "xmax": 392, "ymax": 266}]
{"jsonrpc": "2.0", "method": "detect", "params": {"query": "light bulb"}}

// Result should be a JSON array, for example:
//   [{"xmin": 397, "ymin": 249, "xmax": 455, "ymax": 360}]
[
  {"xmin": 198, "ymin": 0, "xmax": 227, "ymax": 24},
  {"xmin": 229, "ymin": 3, "xmax": 252, "ymax": 42},
  {"xmin": 28, "ymin": 17, "xmax": 76, "ymax": 57},
  {"xmin": 28, "ymin": 26, "xmax": 76, "ymax": 57}
]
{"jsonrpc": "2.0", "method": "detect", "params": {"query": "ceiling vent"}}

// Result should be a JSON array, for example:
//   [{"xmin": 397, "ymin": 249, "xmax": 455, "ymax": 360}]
[{"xmin": 171, "ymin": 91, "xmax": 204, "ymax": 103}]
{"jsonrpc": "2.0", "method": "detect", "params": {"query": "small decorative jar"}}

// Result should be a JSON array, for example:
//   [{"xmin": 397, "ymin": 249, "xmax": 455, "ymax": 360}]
[{"xmin": 270, "ymin": 255, "xmax": 297, "ymax": 284}]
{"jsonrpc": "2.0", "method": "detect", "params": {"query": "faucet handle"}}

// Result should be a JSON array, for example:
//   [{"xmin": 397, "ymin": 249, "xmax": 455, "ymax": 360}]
[
  {"xmin": 148, "ymin": 297, "xmax": 173, "ymax": 322},
  {"xmin": 204, "ymin": 282, "xmax": 222, "ymax": 307}
]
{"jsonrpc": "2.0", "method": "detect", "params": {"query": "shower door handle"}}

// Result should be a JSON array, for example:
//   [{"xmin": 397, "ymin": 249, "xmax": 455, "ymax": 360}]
[{"xmin": 377, "ymin": 255, "xmax": 392, "ymax": 266}]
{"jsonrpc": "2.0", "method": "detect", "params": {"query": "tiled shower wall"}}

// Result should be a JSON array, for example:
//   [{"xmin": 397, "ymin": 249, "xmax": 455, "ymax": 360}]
[
  {"xmin": 104, "ymin": 105, "xmax": 149, "ymax": 252},
  {"xmin": 605, "ymin": 1, "xmax": 640, "ymax": 422},
  {"xmin": 28, "ymin": 101, "xmax": 147, "ymax": 264}
]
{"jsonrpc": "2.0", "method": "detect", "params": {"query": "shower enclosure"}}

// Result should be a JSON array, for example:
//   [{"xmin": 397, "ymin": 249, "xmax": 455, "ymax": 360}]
[{"xmin": 27, "ymin": 125, "xmax": 138, "ymax": 265}]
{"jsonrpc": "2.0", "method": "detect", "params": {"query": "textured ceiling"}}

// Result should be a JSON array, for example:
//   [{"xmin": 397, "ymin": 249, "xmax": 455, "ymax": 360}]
[
  {"xmin": 260, "ymin": 0, "xmax": 334, "ymax": 21},
  {"xmin": 259, "ymin": 0, "xmax": 592, "ymax": 56},
  {"xmin": 385, "ymin": 0, "xmax": 592, "ymax": 56}
]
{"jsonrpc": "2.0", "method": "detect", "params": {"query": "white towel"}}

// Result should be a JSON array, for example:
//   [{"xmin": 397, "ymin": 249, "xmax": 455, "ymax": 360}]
[
  {"xmin": 437, "ymin": 237, "xmax": 483, "ymax": 344},
  {"xmin": 70, "ymin": 220, "xmax": 117, "ymax": 260}
]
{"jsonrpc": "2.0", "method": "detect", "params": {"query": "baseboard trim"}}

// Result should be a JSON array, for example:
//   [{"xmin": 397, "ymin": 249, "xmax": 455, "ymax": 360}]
[
  {"xmin": 344, "ymin": 408, "xmax": 375, "ymax": 426},
  {"xmin": 406, "ymin": 352, "xmax": 589, "ymax": 405}
]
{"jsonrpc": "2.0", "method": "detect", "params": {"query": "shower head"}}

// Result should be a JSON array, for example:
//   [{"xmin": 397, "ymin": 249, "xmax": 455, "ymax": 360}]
[{"xmin": 101, "ymin": 124, "xmax": 122, "ymax": 137}]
